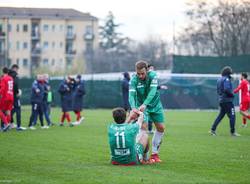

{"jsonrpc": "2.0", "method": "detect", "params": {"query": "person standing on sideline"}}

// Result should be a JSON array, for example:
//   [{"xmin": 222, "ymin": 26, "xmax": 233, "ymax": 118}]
[
  {"xmin": 233, "ymin": 73, "xmax": 250, "ymax": 127},
  {"xmin": 72, "ymin": 75, "xmax": 86, "ymax": 125},
  {"xmin": 129, "ymin": 60, "xmax": 165, "ymax": 163},
  {"xmin": 42, "ymin": 74, "xmax": 53, "ymax": 127},
  {"xmin": 58, "ymin": 76, "xmax": 74, "ymax": 126},
  {"xmin": 28, "ymin": 75, "xmax": 46, "ymax": 129},
  {"xmin": 121, "ymin": 72, "xmax": 130, "ymax": 112},
  {"xmin": 0, "ymin": 67, "xmax": 14, "ymax": 132},
  {"xmin": 8, "ymin": 64, "xmax": 26, "ymax": 131},
  {"xmin": 210, "ymin": 66, "xmax": 240, "ymax": 136}
]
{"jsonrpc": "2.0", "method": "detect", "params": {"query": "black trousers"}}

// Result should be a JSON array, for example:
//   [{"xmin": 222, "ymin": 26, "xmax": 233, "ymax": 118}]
[
  {"xmin": 211, "ymin": 102, "xmax": 235, "ymax": 133},
  {"xmin": 28, "ymin": 102, "xmax": 44, "ymax": 127},
  {"xmin": 11, "ymin": 98, "xmax": 21, "ymax": 128}
]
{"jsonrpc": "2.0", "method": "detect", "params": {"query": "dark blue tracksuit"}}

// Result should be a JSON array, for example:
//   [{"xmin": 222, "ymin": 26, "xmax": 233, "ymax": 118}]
[
  {"xmin": 58, "ymin": 80, "xmax": 73, "ymax": 112},
  {"xmin": 72, "ymin": 80, "xmax": 86, "ymax": 111},
  {"xmin": 28, "ymin": 80, "xmax": 44, "ymax": 127},
  {"xmin": 122, "ymin": 78, "xmax": 130, "ymax": 111},
  {"xmin": 211, "ymin": 75, "xmax": 235, "ymax": 133}
]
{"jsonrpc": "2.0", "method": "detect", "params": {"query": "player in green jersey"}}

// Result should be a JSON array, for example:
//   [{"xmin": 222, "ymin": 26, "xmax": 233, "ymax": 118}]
[
  {"xmin": 108, "ymin": 107, "xmax": 151, "ymax": 165},
  {"xmin": 129, "ymin": 60, "xmax": 165, "ymax": 163}
]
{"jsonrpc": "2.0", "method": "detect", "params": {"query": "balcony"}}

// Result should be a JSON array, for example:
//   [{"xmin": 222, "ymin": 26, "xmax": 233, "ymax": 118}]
[
  {"xmin": 65, "ymin": 50, "xmax": 76, "ymax": 57},
  {"xmin": 31, "ymin": 32, "xmax": 40, "ymax": 40},
  {"xmin": 66, "ymin": 33, "xmax": 76, "ymax": 40},
  {"xmin": 84, "ymin": 33, "xmax": 94, "ymax": 41},
  {"xmin": 31, "ymin": 48, "xmax": 41, "ymax": 57}
]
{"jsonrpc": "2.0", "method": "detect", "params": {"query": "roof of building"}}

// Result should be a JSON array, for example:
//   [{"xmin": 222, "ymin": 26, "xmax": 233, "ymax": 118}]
[{"xmin": 0, "ymin": 7, "xmax": 97, "ymax": 21}]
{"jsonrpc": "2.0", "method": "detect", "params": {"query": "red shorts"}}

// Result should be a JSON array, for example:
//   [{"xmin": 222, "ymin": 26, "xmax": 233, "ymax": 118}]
[
  {"xmin": 240, "ymin": 101, "xmax": 250, "ymax": 111},
  {"xmin": 0, "ymin": 99, "xmax": 13, "ymax": 111}
]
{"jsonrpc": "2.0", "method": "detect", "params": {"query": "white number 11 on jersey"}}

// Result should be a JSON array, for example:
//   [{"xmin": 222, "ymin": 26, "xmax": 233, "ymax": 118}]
[{"xmin": 115, "ymin": 132, "xmax": 125, "ymax": 148}]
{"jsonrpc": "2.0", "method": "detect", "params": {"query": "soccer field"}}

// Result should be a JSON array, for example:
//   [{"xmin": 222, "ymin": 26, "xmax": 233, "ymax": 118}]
[{"xmin": 0, "ymin": 107, "xmax": 249, "ymax": 184}]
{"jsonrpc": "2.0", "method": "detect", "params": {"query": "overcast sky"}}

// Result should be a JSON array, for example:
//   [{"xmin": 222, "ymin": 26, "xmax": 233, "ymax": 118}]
[{"xmin": 0, "ymin": 0, "xmax": 189, "ymax": 41}]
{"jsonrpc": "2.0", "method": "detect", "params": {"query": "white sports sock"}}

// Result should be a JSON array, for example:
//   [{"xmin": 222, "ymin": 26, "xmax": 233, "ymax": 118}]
[{"xmin": 152, "ymin": 130, "xmax": 164, "ymax": 154}]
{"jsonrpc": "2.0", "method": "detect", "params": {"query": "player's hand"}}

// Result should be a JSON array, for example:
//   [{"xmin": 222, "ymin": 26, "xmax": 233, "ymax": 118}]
[
  {"xmin": 17, "ymin": 89, "xmax": 22, "ymax": 97},
  {"xmin": 139, "ymin": 104, "xmax": 146, "ymax": 112},
  {"xmin": 137, "ymin": 112, "xmax": 144, "ymax": 122},
  {"xmin": 160, "ymin": 85, "xmax": 168, "ymax": 90},
  {"xmin": 127, "ymin": 109, "xmax": 140, "ymax": 122},
  {"xmin": 35, "ymin": 89, "xmax": 40, "ymax": 93}
]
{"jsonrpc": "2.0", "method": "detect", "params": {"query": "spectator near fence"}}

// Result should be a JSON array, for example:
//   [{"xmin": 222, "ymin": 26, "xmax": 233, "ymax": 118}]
[
  {"xmin": 9, "ymin": 64, "xmax": 26, "ymax": 131},
  {"xmin": 58, "ymin": 76, "xmax": 74, "ymax": 127},
  {"xmin": 122, "ymin": 72, "xmax": 130, "ymax": 112},
  {"xmin": 72, "ymin": 75, "xmax": 86, "ymax": 125}
]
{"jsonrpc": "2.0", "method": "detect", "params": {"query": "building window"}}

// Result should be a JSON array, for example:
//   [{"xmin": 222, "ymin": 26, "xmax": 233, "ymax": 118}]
[
  {"xmin": 43, "ymin": 24, "xmax": 49, "ymax": 32},
  {"xmin": 67, "ymin": 25, "xmax": 73, "ymax": 36},
  {"xmin": 8, "ymin": 24, "xmax": 12, "ymax": 32},
  {"xmin": 16, "ymin": 24, "xmax": 20, "ymax": 32},
  {"xmin": 7, "ymin": 58, "xmax": 11, "ymax": 67},
  {"xmin": 43, "ymin": 42, "xmax": 49, "ymax": 49},
  {"xmin": 60, "ymin": 42, "xmax": 63, "ymax": 48},
  {"xmin": 23, "ymin": 42, "xmax": 28, "ymax": 49},
  {"xmin": 43, "ymin": 58, "xmax": 49, "ymax": 65},
  {"xmin": 85, "ymin": 25, "xmax": 93, "ymax": 34},
  {"xmin": 16, "ymin": 58, "xmax": 19, "ymax": 65},
  {"xmin": 60, "ymin": 58, "xmax": 63, "ymax": 64},
  {"xmin": 52, "ymin": 25, "xmax": 55, "ymax": 32},
  {"xmin": 51, "ymin": 59, "xmax": 55, "ymax": 66},
  {"xmin": 16, "ymin": 41, "xmax": 20, "ymax": 50},
  {"xmin": 23, "ymin": 59, "xmax": 28, "ymax": 67},
  {"xmin": 52, "ymin": 42, "xmax": 55, "ymax": 49},
  {"xmin": 23, "ymin": 24, "xmax": 28, "ymax": 32},
  {"xmin": 60, "ymin": 25, "xmax": 63, "ymax": 31}
]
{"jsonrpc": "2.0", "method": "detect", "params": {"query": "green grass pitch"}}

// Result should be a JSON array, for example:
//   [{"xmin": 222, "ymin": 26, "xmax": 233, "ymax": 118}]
[{"xmin": 0, "ymin": 107, "xmax": 249, "ymax": 184}]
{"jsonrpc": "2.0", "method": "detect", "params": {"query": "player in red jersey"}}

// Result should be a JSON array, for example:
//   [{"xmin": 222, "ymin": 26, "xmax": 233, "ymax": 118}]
[
  {"xmin": 0, "ymin": 67, "xmax": 14, "ymax": 131},
  {"xmin": 234, "ymin": 73, "xmax": 250, "ymax": 127}
]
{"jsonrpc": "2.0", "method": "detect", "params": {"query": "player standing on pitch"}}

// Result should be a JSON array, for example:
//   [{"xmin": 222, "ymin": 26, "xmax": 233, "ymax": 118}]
[
  {"xmin": 234, "ymin": 73, "xmax": 250, "ymax": 127},
  {"xmin": 0, "ymin": 67, "xmax": 14, "ymax": 132},
  {"xmin": 129, "ymin": 60, "xmax": 165, "ymax": 163},
  {"xmin": 210, "ymin": 66, "xmax": 240, "ymax": 136}
]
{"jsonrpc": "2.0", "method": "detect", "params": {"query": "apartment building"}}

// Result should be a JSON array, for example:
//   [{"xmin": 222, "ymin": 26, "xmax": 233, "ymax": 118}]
[{"xmin": 0, "ymin": 7, "xmax": 98, "ymax": 77}]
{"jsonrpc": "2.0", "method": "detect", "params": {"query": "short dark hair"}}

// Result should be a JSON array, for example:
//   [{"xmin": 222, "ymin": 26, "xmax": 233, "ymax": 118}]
[
  {"xmin": 242, "ymin": 73, "xmax": 248, "ymax": 79},
  {"xmin": 2, "ymin": 67, "xmax": 9, "ymax": 74},
  {"xmin": 148, "ymin": 64, "xmax": 154, "ymax": 68},
  {"xmin": 112, "ymin": 107, "xmax": 126, "ymax": 124},
  {"xmin": 11, "ymin": 64, "xmax": 19, "ymax": 69},
  {"xmin": 221, "ymin": 66, "xmax": 233, "ymax": 76},
  {"xmin": 136, "ymin": 60, "xmax": 148, "ymax": 70}
]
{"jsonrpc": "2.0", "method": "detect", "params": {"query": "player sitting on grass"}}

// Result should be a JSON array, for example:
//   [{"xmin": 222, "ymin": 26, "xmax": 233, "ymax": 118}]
[{"xmin": 108, "ymin": 107, "xmax": 153, "ymax": 165}]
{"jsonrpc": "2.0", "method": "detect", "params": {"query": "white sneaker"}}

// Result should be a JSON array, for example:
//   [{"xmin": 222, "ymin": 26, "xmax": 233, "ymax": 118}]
[
  {"xmin": 72, "ymin": 121, "xmax": 80, "ymax": 126},
  {"xmin": 79, "ymin": 117, "xmax": 85, "ymax": 124},
  {"xmin": 29, "ymin": 126, "xmax": 36, "ymax": 130},
  {"xmin": 41, "ymin": 126, "xmax": 49, "ymax": 129},
  {"xmin": 16, "ymin": 126, "xmax": 27, "ymax": 131},
  {"xmin": 231, "ymin": 132, "xmax": 241, "ymax": 137}
]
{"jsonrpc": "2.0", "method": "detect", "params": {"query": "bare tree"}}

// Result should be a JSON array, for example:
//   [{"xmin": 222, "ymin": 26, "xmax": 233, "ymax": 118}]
[{"xmin": 177, "ymin": 0, "xmax": 250, "ymax": 56}]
